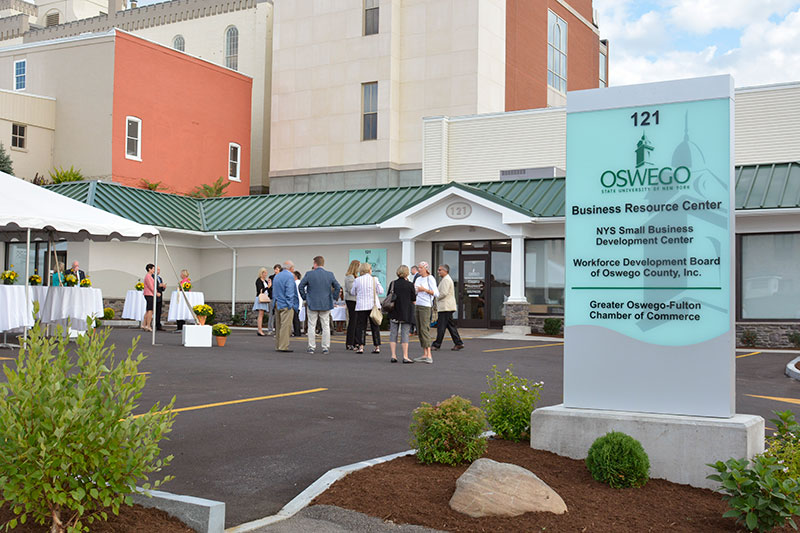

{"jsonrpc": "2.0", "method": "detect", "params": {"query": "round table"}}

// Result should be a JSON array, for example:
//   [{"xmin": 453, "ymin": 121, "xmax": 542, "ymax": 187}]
[
  {"xmin": 0, "ymin": 285, "xmax": 35, "ymax": 332},
  {"xmin": 167, "ymin": 291, "xmax": 204, "ymax": 323},
  {"xmin": 122, "ymin": 290, "xmax": 147, "ymax": 321},
  {"xmin": 38, "ymin": 286, "xmax": 104, "ymax": 332},
  {"xmin": 331, "ymin": 304, "xmax": 347, "ymax": 322}
]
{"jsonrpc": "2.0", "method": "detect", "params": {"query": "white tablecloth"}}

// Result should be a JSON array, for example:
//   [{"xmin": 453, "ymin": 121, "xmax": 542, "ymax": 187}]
[
  {"xmin": 122, "ymin": 290, "xmax": 146, "ymax": 321},
  {"xmin": 30, "ymin": 285, "xmax": 49, "ymax": 305},
  {"xmin": 0, "ymin": 285, "xmax": 34, "ymax": 332},
  {"xmin": 167, "ymin": 291, "xmax": 204, "ymax": 323},
  {"xmin": 331, "ymin": 305, "xmax": 347, "ymax": 322},
  {"xmin": 39, "ymin": 286, "xmax": 104, "ymax": 332}
]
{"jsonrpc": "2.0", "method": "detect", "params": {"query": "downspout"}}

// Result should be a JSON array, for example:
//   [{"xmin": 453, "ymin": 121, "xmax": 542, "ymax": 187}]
[{"xmin": 213, "ymin": 235, "xmax": 237, "ymax": 317}]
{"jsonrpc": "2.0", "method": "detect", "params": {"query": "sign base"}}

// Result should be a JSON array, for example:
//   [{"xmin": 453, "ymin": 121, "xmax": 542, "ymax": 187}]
[
  {"xmin": 530, "ymin": 404, "xmax": 764, "ymax": 489},
  {"xmin": 182, "ymin": 325, "xmax": 212, "ymax": 347}
]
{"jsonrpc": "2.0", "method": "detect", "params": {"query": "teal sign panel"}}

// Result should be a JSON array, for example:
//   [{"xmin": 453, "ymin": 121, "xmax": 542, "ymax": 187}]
[
  {"xmin": 348, "ymin": 248, "xmax": 387, "ymax": 290},
  {"xmin": 566, "ymin": 95, "xmax": 732, "ymax": 346}
]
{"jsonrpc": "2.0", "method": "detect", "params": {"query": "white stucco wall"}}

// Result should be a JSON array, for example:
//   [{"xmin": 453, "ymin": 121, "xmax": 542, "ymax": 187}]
[{"xmin": 0, "ymin": 88, "xmax": 55, "ymax": 180}]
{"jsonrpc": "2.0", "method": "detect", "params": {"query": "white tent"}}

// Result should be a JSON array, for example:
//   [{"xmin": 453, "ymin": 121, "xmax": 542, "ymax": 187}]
[
  {"xmin": 0, "ymin": 172, "xmax": 158, "ymax": 241},
  {"xmin": 0, "ymin": 172, "xmax": 161, "ymax": 344}
]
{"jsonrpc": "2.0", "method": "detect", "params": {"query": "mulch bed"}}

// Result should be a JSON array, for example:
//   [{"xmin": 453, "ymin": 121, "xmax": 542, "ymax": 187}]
[
  {"xmin": 0, "ymin": 503, "xmax": 193, "ymax": 532},
  {"xmin": 313, "ymin": 438, "xmax": 795, "ymax": 532}
]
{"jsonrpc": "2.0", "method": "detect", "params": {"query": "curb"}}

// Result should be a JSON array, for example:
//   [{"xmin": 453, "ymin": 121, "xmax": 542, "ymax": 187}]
[
  {"xmin": 132, "ymin": 489, "xmax": 225, "ymax": 533},
  {"xmin": 224, "ymin": 449, "xmax": 416, "ymax": 532},
  {"xmin": 786, "ymin": 357, "xmax": 800, "ymax": 381}
]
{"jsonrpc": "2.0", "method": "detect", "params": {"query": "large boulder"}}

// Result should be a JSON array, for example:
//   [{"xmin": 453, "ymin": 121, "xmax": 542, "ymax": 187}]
[{"xmin": 449, "ymin": 458, "xmax": 567, "ymax": 517}]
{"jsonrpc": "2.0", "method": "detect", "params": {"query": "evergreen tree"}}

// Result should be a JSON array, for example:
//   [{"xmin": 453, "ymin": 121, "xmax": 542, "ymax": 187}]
[{"xmin": 0, "ymin": 143, "xmax": 14, "ymax": 176}]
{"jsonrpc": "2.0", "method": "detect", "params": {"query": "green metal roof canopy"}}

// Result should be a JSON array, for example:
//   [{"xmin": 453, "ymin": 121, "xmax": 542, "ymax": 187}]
[{"xmin": 44, "ymin": 163, "xmax": 798, "ymax": 233}]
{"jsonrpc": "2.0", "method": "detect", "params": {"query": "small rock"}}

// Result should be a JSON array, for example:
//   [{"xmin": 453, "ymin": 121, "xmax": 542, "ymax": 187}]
[{"xmin": 449, "ymin": 458, "xmax": 567, "ymax": 517}]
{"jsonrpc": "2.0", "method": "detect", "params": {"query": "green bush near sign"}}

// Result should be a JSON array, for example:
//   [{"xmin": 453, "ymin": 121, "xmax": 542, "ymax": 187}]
[
  {"xmin": 480, "ymin": 365, "xmax": 543, "ymax": 442},
  {"xmin": 543, "ymin": 318, "xmax": 562, "ymax": 336},
  {"xmin": 409, "ymin": 396, "xmax": 487, "ymax": 466},
  {"xmin": 740, "ymin": 330, "xmax": 758, "ymax": 348},
  {"xmin": 787, "ymin": 332, "xmax": 800, "ymax": 349},
  {"xmin": 586, "ymin": 431, "xmax": 650, "ymax": 489}
]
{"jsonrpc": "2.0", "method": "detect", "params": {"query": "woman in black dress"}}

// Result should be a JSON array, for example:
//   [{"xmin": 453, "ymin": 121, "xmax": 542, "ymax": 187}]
[{"xmin": 387, "ymin": 264, "xmax": 417, "ymax": 363}]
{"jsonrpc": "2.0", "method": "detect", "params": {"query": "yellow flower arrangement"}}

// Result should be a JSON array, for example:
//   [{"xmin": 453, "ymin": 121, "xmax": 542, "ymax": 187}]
[
  {"xmin": 212, "ymin": 323, "xmax": 231, "ymax": 337},
  {"xmin": 64, "ymin": 274, "xmax": 78, "ymax": 287},
  {"xmin": 28, "ymin": 273, "xmax": 42, "ymax": 285},
  {"xmin": 1, "ymin": 265, "xmax": 18, "ymax": 285},
  {"xmin": 193, "ymin": 304, "xmax": 213, "ymax": 317},
  {"xmin": 181, "ymin": 280, "xmax": 192, "ymax": 291},
  {"xmin": 135, "ymin": 280, "xmax": 145, "ymax": 291},
  {"xmin": 80, "ymin": 278, "xmax": 92, "ymax": 287}
]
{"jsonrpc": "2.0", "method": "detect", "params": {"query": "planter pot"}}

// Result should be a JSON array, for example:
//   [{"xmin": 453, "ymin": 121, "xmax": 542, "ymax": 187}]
[
  {"xmin": 197, "ymin": 316, "xmax": 207, "ymax": 326},
  {"xmin": 3, "ymin": 279, "xmax": 13, "ymax": 285},
  {"xmin": 216, "ymin": 336, "xmax": 227, "ymax": 347}
]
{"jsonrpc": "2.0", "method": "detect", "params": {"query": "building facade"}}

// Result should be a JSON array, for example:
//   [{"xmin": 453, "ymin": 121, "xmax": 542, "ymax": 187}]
[{"xmin": 0, "ymin": 30, "xmax": 253, "ymax": 195}]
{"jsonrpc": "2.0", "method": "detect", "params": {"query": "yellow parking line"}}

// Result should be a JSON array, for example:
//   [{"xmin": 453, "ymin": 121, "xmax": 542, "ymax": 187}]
[
  {"xmin": 0, "ymin": 356, "xmax": 14, "ymax": 361},
  {"xmin": 483, "ymin": 342, "xmax": 564, "ymax": 353},
  {"xmin": 746, "ymin": 394, "xmax": 800, "ymax": 406},
  {"xmin": 736, "ymin": 351, "xmax": 761, "ymax": 359},
  {"xmin": 132, "ymin": 387, "xmax": 328, "ymax": 418}
]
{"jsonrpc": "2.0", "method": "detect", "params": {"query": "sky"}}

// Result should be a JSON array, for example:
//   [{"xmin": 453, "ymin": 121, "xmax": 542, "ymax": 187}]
[{"xmin": 594, "ymin": 0, "xmax": 800, "ymax": 88}]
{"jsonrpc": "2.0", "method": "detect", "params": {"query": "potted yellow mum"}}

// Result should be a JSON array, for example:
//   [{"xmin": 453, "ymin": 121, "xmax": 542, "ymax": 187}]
[{"xmin": 212, "ymin": 323, "xmax": 231, "ymax": 346}]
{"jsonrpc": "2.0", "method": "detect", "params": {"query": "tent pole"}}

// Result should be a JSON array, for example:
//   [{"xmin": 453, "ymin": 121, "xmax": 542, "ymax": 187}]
[
  {"xmin": 24, "ymin": 228, "xmax": 30, "ymax": 341},
  {"xmin": 152, "ymin": 234, "xmax": 158, "ymax": 345}
]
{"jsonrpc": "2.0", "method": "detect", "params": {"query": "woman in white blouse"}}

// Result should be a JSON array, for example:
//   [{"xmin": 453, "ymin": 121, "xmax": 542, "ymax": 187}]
[
  {"xmin": 413, "ymin": 261, "xmax": 439, "ymax": 363},
  {"xmin": 350, "ymin": 262, "xmax": 384, "ymax": 354}
]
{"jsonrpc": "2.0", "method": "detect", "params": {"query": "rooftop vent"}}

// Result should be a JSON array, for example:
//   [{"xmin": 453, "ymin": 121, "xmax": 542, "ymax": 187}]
[{"xmin": 500, "ymin": 167, "xmax": 565, "ymax": 180}]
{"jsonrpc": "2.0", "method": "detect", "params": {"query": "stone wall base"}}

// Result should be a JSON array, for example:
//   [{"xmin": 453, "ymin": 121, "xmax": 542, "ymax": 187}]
[{"xmin": 531, "ymin": 404, "xmax": 764, "ymax": 490}]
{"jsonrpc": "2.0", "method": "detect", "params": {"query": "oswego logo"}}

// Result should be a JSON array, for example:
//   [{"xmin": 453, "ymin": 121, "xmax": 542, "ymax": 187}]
[{"xmin": 600, "ymin": 132, "xmax": 691, "ymax": 189}]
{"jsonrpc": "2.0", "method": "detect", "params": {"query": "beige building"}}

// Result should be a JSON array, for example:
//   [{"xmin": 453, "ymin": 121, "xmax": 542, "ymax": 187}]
[
  {"xmin": 0, "ymin": 88, "xmax": 54, "ymax": 178},
  {"xmin": 422, "ymin": 81, "xmax": 800, "ymax": 185}
]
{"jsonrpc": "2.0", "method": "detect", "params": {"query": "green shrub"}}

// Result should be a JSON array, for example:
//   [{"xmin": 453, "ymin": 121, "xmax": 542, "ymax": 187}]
[
  {"xmin": 230, "ymin": 313, "xmax": 245, "ymax": 326},
  {"xmin": 543, "ymin": 318, "xmax": 562, "ymax": 336},
  {"xmin": 0, "ymin": 321, "xmax": 176, "ymax": 533},
  {"xmin": 763, "ymin": 410, "xmax": 800, "ymax": 486},
  {"xmin": 189, "ymin": 176, "xmax": 230, "ymax": 198},
  {"xmin": 140, "ymin": 179, "xmax": 165, "ymax": 191},
  {"xmin": 740, "ymin": 329, "xmax": 758, "ymax": 348},
  {"xmin": 410, "ymin": 395, "xmax": 487, "ymax": 465},
  {"xmin": 480, "ymin": 364, "xmax": 543, "ymax": 442},
  {"xmin": 788, "ymin": 332, "xmax": 800, "ymax": 349},
  {"xmin": 586, "ymin": 431, "xmax": 650, "ymax": 488},
  {"xmin": 103, "ymin": 307, "xmax": 115, "ymax": 320},
  {"xmin": 49, "ymin": 165, "xmax": 85, "ymax": 184},
  {"xmin": 0, "ymin": 142, "xmax": 14, "ymax": 175},
  {"xmin": 708, "ymin": 455, "xmax": 799, "ymax": 532}
]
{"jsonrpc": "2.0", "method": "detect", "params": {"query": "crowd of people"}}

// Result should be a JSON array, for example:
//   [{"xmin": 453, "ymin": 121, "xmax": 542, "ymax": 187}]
[{"xmin": 252, "ymin": 256, "xmax": 466, "ymax": 362}]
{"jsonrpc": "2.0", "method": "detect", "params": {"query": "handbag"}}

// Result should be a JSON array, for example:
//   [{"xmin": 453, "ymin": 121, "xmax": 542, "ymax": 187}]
[
  {"xmin": 370, "ymin": 276, "xmax": 384, "ymax": 325},
  {"xmin": 429, "ymin": 278, "xmax": 439, "ymax": 326},
  {"xmin": 258, "ymin": 291, "xmax": 270, "ymax": 303},
  {"xmin": 381, "ymin": 280, "xmax": 396, "ymax": 312}
]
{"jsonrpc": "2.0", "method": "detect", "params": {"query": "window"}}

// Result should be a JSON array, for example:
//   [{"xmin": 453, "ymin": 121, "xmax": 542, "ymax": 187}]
[
  {"xmin": 228, "ymin": 143, "xmax": 240, "ymax": 181},
  {"xmin": 11, "ymin": 123, "xmax": 25, "ymax": 149},
  {"xmin": 741, "ymin": 233, "xmax": 800, "ymax": 319},
  {"xmin": 225, "ymin": 26, "xmax": 238, "ymax": 70},
  {"xmin": 364, "ymin": 0, "xmax": 379, "ymax": 36},
  {"xmin": 362, "ymin": 82, "xmax": 377, "ymax": 141},
  {"xmin": 45, "ymin": 11, "xmax": 60, "ymax": 27},
  {"xmin": 599, "ymin": 51, "xmax": 607, "ymax": 88},
  {"xmin": 125, "ymin": 116, "xmax": 141, "ymax": 161},
  {"xmin": 547, "ymin": 11, "xmax": 567, "ymax": 93},
  {"xmin": 173, "ymin": 35, "xmax": 185, "ymax": 52},
  {"xmin": 13, "ymin": 60, "xmax": 25, "ymax": 91},
  {"xmin": 525, "ymin": 239, "xmax": 565, "ymax": 314}
]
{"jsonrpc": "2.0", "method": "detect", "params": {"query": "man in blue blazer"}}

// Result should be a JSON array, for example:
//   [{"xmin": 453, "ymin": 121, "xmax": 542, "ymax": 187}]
[{"xmin": 298, "ymin": 256, "xmax": 342, "ymax": 355}]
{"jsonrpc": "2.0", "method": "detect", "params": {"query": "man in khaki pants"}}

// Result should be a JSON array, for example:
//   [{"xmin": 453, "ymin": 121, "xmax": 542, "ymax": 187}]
[
  {"xmin": 432, "ymin": 264, "xmax": 464, "ymax": 351},
  {"xmin": 272, "ymin": 260, "xmax": 298, "ymax": 352}
]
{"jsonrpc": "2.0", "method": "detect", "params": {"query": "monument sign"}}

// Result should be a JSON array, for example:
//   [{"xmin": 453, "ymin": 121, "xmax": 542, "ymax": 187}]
[{"xmin": 564, "ymin": 76, "xmax": 735, "ymax": 417}]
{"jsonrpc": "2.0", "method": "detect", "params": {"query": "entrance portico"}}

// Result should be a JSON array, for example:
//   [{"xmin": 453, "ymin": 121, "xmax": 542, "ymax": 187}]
[{"xmin": 380, "ymin": 185, "xmax": 534, "ymax": 333}]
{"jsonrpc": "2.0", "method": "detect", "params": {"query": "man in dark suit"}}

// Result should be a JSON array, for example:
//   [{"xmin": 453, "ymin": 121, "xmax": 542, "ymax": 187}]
[
  {"xmin": 154, "ymin": 267, "xmax": 166, "ymax": 330},
  {"xmin": 298, "ymin": 256, "xmax": 341, "ymax": 355},
  {"xmin": 69, "ymin": 261, "xmax": 87, "ymax": 282}
]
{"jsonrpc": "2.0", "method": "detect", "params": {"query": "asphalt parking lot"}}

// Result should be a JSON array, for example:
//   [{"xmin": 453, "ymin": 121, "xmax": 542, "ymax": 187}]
[{"xmin": 1, "ymin": 327, "xmax": 797, "ymax": 527}]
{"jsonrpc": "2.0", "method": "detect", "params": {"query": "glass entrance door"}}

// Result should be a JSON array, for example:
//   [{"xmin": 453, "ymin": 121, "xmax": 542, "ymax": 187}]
[{"xmin": 460, "ymin": 255, "xmax": 489, "ymax": 328}]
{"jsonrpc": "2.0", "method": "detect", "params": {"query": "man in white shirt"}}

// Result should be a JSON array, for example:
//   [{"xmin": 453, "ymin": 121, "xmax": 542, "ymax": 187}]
[{"xmin": 413, "ymin": 261, "xmax": 439, "ymax": 364}]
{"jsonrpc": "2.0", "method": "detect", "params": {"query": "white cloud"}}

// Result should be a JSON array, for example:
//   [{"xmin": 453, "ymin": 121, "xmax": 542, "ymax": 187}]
[{"xmin": 595, "ymin": 1, "xmax": 800, "ymax": 88}]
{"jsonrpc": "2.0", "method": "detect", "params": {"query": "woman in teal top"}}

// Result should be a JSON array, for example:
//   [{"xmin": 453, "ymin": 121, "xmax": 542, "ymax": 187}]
[{"xmin": 51, "ymin": 262, "xmax": 64, "ymax": 286}]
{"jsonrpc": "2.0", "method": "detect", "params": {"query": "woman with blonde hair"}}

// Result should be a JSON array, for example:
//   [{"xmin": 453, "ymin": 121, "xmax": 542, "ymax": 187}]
[
  {"xmin": 176, "ymin": 269, "xmax": 191, "ymax": 332},
  {"xmin": 253, "ymin": 267, "xmax": 270, "ymax": 336},
  {"xmin": 350, "ymin": 262, "xmax": 383, "ymax": 354},
  {"xmin": 343, "ymin": 259, "xmax": 360, "ymax": 350}
]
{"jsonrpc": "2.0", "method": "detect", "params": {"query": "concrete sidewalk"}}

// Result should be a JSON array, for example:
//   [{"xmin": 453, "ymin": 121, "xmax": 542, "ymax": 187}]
[{"xmin": 237, "ymin": 505, "xmax": 443, "ymax": 533}]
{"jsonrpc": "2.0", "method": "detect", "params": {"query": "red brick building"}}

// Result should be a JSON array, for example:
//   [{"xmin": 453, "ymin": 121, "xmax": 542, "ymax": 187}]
[{"xmin": 506, "ymin": 0, "xmax": 608, "ymax": 111}]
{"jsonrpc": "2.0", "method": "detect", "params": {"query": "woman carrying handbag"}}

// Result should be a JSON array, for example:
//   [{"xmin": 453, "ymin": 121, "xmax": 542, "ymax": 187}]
[{"xmin": 350, "ymin": 262, "xmax": 383, "ymax": 354}]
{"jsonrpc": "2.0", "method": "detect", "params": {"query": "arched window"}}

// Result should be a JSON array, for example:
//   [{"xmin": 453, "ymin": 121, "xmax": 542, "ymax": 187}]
[
  {"xmin": 173, "ymin": 35, "xmax": 185, "ymax": 52},
  {"xmin": 45, "ymin": 10, "xmax": 60, "ymax": 27},
  {"xmin": 225, "ymin": 26, "xmax": 238, "ymax": 71}
]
